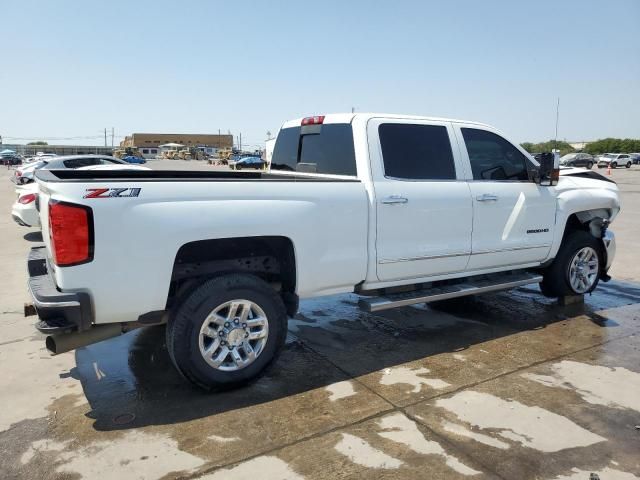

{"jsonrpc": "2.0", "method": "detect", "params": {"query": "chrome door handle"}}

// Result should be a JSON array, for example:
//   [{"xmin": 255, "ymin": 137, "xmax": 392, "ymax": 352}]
[
  {"xmin": 476, "ymin": 193, "xmax": 498, "ymax": 202},
  {"xmin": 381, "ymin": 195, "xmax": 408, "ymax": 205}
]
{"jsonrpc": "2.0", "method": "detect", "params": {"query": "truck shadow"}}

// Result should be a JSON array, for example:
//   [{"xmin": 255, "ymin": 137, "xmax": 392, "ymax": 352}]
[{"xmin": 71, "ymin": 279, "xmax": 640, "ymax": 431}]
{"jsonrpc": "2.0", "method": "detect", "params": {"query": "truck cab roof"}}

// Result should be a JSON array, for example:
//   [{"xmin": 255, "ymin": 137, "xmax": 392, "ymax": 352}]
[{"xmin": 280, "ymin": 113, "xmax": 492, "ymax": 129}]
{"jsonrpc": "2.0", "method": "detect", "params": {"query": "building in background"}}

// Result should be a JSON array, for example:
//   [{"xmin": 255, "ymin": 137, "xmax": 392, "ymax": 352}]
[
  {"xmin": 121, "ymin": 133, "xmax": 233, "ymax": 158},
  {"xmin": 569, "ymin": 141, "xmax": 591, "ymax": 151},
  {"xmin": 1, "ymin": 144, "xmax": 114, "ymax": 157}
]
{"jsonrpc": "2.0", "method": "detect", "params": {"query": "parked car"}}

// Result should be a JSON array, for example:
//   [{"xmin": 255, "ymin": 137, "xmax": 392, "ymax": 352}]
[
  {"xmin": 27, "ymin": 113, "xmax": 619, "ymax": 390},
  {"xmin": 597, "ymin": 153, "xmax": 632, "ymax": 169},
  {"xmin": 629, "ymin": 153, "xmax": 640, "ymax": 165},
  {"xmin": 11, "ymin": 183, "xmax": 40, "ymax": 227},
  {"xmin": 229, "ymin": 156, "xmax": 267, "ymax": 170},
  {"xmin": 11, "ymin": 163, "xmax": 150, "ymax": 228},
  {"xmin": 559, "ymin": 153, "xmax": 595, "ymax": 169},
  {"xmin": 2, "ymin": 156, "xmax": 22, "ymax": 166},
  {"xmin": 122, "ymin": 155, "xmax": 147, "ymax": 164},
  {"xmin": 11, "ymin": 155, "xmax": 132, "ymax": 184}
]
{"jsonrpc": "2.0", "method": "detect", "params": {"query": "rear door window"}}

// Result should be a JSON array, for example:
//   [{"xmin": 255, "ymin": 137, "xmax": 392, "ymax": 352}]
[
  {"xmin": 271, "ymin": 124, "xmax": 356, "ymax": 176},
  {"xmin": 378, "ymin": 123, "xmax": 456, "ymax": 180}
]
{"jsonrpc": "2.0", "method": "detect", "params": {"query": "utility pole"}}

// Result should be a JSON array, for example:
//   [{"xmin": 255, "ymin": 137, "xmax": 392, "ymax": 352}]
[
  {"xmin": 104, "ymin": 128, "xmax": 107, "ymax": 147},
  {"xmin": 111, "ymin": 127, "xmax": 114, "ymax": 148},
  {"xmin": 239, "ymin": 132, "xmax": 242, "ymax": 152}
]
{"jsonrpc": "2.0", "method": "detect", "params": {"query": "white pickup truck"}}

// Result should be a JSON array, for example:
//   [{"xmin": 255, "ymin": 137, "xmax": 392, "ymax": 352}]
[{"xmin": 28, "ymin": 113, "xmax": 619, "ymax": 390}]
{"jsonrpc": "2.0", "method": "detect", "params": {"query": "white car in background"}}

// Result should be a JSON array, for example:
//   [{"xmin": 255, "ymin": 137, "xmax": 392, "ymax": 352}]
[
  {"xmin": 11, "ymin": 162, "xmax": 150, "ymax": 228},
  {"xmin": 11, "ymin": 155, "xmax": 134, "ymax": 185},
  {"xmin": 11, "ymin": 183, "xmax": 40, "ymax": 227},
  {"xmin": 597, "ymin": 153, "xmax": 632, "ymax": 169}
]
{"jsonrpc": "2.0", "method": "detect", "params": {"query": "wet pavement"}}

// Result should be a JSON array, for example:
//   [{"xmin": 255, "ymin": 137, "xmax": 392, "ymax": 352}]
[{"xmin": 1, "ymin": 163, "xmax": 639, "ymax": 479}]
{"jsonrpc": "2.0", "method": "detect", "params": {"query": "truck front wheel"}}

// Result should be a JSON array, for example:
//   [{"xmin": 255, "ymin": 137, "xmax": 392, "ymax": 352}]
[
  {"xmin": 166, "ymin": 274, "xmax": 288, "ymax": 390},
  {"xmin": 540, "ymin": 230, "xmax": 602, "ymax": 298}
]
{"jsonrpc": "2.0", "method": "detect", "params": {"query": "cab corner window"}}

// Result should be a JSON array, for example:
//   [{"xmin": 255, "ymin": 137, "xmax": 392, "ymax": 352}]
[
  {"xmin": 379, "ymin": 123, "xmax": 456, "ymax": 180},
  {"xmin": 461, "ymin": 128, "xmax": 529, "ymax": 181}
]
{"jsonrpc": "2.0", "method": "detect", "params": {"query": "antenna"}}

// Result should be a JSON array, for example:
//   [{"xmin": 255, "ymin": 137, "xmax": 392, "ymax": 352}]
[{"xmin": 554, "ymin": 97, "xmax": 560, "ymax": 151}]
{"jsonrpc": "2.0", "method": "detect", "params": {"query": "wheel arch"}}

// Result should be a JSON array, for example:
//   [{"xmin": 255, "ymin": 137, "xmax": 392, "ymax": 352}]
[
  {"xmin": 548, "ymin": 208, "xmax": 614, "ymax": 274},
  {"xmin": 167, "ymin": 236, "xmax": 298, "ymax": 316}
]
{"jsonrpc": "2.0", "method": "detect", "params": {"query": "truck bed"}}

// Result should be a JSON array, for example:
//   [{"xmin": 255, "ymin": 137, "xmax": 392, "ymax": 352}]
[{"xmin": 35, "ymin": 169, "xmax": 360, "ymax": 183}]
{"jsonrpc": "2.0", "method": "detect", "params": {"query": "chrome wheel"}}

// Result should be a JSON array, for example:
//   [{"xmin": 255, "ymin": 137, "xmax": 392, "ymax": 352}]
[
  {"xmin": 198, "ymin": 299, "xmax": 269, "ymax": 371},
  {"xmin": 568, "ymin": 247, "xmax": 599, "ymax": 294}
]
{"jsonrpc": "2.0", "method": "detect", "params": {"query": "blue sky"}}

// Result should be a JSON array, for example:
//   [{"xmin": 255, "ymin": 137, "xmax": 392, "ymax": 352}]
[{"xmin": 1, "ymin": 0, "xmax": 639, "ymax": 148}]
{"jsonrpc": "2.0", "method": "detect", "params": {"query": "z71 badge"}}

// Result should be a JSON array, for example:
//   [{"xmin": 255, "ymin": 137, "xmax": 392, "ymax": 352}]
[{"xmin": 83, "ymin": 188, "xmax": 141, "ymax": 199}]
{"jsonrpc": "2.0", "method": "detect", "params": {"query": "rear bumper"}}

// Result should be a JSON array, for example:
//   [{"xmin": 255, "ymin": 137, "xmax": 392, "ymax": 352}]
[{"xmin": 27, "ymin": 247, "xmax": 93, "ymax": 333}]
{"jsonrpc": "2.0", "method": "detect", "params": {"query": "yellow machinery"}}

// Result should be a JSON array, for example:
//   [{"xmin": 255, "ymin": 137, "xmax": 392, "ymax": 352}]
[{"xmin": 113, "ymin": 147, "xmax": 142, "ymax": 159}]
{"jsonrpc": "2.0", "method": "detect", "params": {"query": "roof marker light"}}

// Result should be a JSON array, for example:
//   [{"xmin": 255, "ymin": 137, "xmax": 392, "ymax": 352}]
[{"xmin": 301, "ymin": 115, "xmax": 325, "ymax": 126}]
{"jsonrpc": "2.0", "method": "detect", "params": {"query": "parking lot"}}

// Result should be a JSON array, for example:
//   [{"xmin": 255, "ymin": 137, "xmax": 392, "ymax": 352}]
[{"xmin": 1, "ymin": 161, "xmax": 639, "ymax": 479}]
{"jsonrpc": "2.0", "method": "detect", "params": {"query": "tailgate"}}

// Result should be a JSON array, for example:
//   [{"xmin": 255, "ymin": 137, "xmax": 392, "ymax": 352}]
[{"xmin": 36, "ymin": 179, "xmax": 53, "ymax": 257}]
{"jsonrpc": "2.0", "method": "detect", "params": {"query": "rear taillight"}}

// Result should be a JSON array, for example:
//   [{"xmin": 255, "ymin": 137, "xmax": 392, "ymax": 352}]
[
  {"xmin": 15, "ymin": 171, "xmax": 22, "ymax": 177},
  {"xmin": 18, "ymin": 193, "xmax": 37, "ymax": 204},
  {"xmin": 48, "ymin": 201, "xmax": 94, "ymax": 266}
]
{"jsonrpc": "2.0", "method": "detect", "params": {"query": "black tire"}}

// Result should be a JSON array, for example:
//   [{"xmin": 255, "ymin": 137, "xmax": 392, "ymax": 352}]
[
  {"xmin": 587, "ymin": 162, "xmax": 593, "ymax": 169},
  {"xmin": 540, "ymin": 230, "xmax": 602, "ymax": 298},
  {"xmin": 626, "ymin": 162, "xmax": 631, "ymax": 169},
  {"xmin": 166, "ymin": 273, "xmax": 287, "ymax": 390},
  {"xmin": 611, "ymin": 162, "xmax": 617, "ymax": 169}
]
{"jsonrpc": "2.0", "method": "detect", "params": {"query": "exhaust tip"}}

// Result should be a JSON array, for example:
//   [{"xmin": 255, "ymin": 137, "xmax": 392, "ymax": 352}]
[{"xmin": 45, "ymin": 335, "xmax": 58, "ymax": 355}]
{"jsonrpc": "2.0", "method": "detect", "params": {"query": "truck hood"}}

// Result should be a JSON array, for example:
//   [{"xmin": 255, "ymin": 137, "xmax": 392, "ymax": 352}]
[
  {"xmin": 556, "ymin": 167, "xmax": 620, "ymax": 222},
  {"xmin": 558, "ymin": 167, "xmax": 618, "ymax": 191}
]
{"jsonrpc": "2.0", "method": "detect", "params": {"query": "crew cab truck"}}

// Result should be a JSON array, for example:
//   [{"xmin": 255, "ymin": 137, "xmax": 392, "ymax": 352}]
[{"xmin": 28, "ymin": 113, "xmax": 619, "ymax": 390}]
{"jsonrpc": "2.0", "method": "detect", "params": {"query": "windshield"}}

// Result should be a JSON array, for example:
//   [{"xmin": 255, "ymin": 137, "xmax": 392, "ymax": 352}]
[
  {"xmin": 604, "ymin": 154, "xmax": 617, "ymax": 158},
  {"xmin": 560, "ymin": 154, "xmax": 577, "ymax": 161}
]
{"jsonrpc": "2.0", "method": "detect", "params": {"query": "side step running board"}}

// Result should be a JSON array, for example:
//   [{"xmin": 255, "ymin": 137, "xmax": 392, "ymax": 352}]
[{"xmin": 358, "ymin": 272, "xmax": 543, "ymax": 313}]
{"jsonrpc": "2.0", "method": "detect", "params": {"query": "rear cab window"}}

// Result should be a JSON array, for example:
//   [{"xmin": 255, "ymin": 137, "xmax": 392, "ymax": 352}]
[{"xmin": 271, "ymin": 122, "xmax": 357, "ymax": 176}]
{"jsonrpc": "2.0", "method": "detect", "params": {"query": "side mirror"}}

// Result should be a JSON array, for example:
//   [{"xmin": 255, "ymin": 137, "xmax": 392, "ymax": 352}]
[{"xmin": 537, "ymin": 152, "xmax": 559, "ymax": 186}]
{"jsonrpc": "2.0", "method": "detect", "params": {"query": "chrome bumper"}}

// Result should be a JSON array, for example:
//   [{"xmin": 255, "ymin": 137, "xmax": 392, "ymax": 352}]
[{"xmin": 603, "ymin": 229, "xmax": 616, "ymax": 271}]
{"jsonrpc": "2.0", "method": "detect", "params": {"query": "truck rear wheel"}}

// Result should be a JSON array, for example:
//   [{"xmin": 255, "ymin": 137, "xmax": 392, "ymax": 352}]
[
  {"xmin": 166, "ymin": 274, "xmax": 287, "ymax": 390},
  {"xmin": 540, "ymin": 230, "xmax": 602, "ymax": 298}
]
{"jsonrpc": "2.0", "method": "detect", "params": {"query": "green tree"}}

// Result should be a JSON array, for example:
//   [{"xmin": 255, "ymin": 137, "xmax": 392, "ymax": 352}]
[
  {"xmin": 585, "ymin": 138, "xmax": 640, "ymax": 155},
  {"xmin": 27, "ymin": 141, "xmax": 48, "ymax": 146},
  {"xmin": 520, "ymin": 140, "xmax": 575, "ymax": 156}
]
